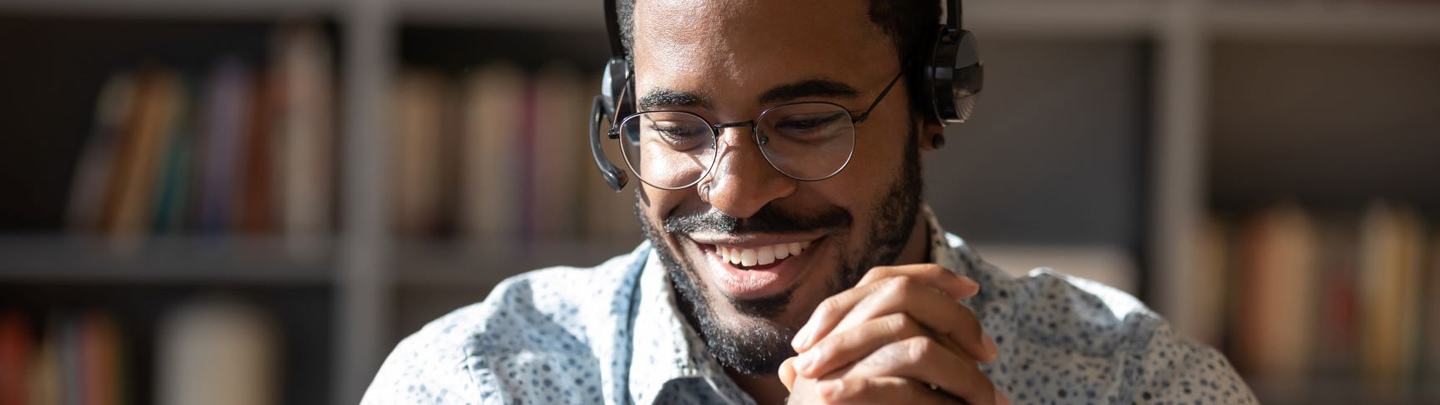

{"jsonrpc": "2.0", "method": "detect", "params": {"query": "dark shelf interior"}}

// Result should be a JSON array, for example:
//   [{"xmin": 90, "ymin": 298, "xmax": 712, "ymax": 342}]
[
  {"xmin": 1208, "ymin": 40, "xmax": 1440, "ymax": 214},
  {"xmin": 0, "ymin": 15, "xmax": 340, "ymax": 231},
  {"xmin": 0, "ymin": 284, "xmax": 334, "ymax": 405}
]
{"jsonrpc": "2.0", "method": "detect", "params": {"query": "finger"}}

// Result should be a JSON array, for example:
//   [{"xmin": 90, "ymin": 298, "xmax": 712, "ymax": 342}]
[
  {"xmin": 842, "ymin": 336, "xmax": 1000, "ymax": 405},
  {"xmin": 779, "ymin": 357, "xmax": 798, "ymax": 391},
  {"xmin": 814, "ymin": 376, "xmax": 955, "ymax": 405},
  {"xmin": 794, "ymin": 313, "xmax": 963, "ymax": 378},
  {"xmin": 856, "ymin": 264, "xmax": 979, "ymax": 300},
  {"xmin": 823, "ymin": 276, "xmax": 997, "ymax": 363},
  {"xmin": 793, "ymin": 279, "xmax": 886, "ymax": 352}
]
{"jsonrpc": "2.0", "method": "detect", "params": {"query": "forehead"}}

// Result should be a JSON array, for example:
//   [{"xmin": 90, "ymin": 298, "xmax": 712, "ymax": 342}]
[{"xmin": 630, "ymin": 0, "xmax": 896, "ymax": 105}]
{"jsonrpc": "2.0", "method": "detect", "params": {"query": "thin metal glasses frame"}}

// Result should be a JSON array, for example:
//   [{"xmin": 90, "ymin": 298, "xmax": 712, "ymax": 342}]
[{"xmin": 608, "ymin": 67, "xmax": 907, "ymax": 190}]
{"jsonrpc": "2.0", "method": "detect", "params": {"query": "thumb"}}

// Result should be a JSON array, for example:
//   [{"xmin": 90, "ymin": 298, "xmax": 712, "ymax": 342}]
[{"xmin": 778, "ymin": 357, "xmax": 798, "ymax": 391}]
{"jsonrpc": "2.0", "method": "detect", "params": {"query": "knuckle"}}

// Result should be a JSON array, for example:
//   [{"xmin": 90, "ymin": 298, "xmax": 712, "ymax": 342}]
[
  {"xmin": 864, "ymin": 266, "xmax": 893, "ymax": 281},
  {"xmin": 886, "ymin": 275, "xmax": 917, "ymax": 292},
  {"xmin": 903, "ymin": 336, "xmax": 937, "ymax": 362},
  {"xmin": 816, "ymin": 295, "xmax": 843, "ymax": 315},
  {"xmin": 882, "ymin": 313, "xmax": 919, "ymax": 337}
]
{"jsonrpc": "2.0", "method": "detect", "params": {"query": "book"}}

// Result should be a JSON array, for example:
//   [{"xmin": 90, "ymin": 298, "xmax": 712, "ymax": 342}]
[
  {"xmin": 238, "ymin": 72, "xmax": 277, "ymax": 235},
  {"xmin": 0, "ymin": 309, "xmax": 32, "ymax": 405},
  {"xmin": 30, "ymin": 312, "xmax": 62, "ymax": 405},
  {"xmin": 1311, "ymin": 215, "xmax": 1359, "ymax": 376},
  {"xmin": 458, "ymin": 63, "xmax": 526, "ymax": 242},
  {"xmin": 196, "ymin": 56, "xmax": 254, "ymax": 235},
  {"xmin": 390, "ymin": 70, "xmax": 448, "ymax": 237},
  {"xmin": 99, "ymin": 67, "xmax": 182, "ymax": 241},
  {"xmin": 156, "ymin": 297, "xmax": 278, "ymax": 405},
  {"xmin": 272, "ymin": 22, "xmax": 335, "ymax": 253},
  {"xmin": 1234, "ymin": 202, "xmax": 1317, "ymax": 384},
  {"xmin": 1425, "ymin": 226, "xmax": 1440, "ymax": 383},
  {"xmin": 77, "ymin": 310, "xmax": 121, "ymax": 405},
  {"xmin": 1357, "ymin": 200, "xmax": 1425, "ymax": 393},
  {"xmin": 529, "ymin": 64, "xmax": 585, "ymax": 239},
  {"xmin": 150, "ymin": 76, "xmax": 197, "ymax": 233},
  {"xmin": 1179, "ymin": 216, "xmax": 1228, "ymax": 348},
  {"xmin": 67, "ymin": 72, "xmax": 137, "ymax": 234}
]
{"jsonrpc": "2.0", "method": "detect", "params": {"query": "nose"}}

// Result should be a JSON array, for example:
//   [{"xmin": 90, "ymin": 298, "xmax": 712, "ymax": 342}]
[{"xmin": 700, "ymin": 126, "xmax": 796, "ymax": 218}]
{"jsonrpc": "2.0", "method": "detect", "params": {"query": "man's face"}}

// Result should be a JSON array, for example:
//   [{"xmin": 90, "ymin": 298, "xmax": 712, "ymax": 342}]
[{"xmin": 631, "ymin": 0, "xmax": 925, "ymax": 375}]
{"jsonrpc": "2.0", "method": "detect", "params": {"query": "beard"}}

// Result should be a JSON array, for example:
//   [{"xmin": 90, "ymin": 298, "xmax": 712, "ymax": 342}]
[{"xmin": 635, "ymin": 120, "xmax": 925, "ymax": 375}]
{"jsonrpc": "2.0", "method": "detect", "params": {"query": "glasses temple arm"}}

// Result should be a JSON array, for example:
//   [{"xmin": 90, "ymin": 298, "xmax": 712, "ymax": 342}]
[{"xmin": 853, "ymin": 68, "xmax": 906, "ymax": 123}]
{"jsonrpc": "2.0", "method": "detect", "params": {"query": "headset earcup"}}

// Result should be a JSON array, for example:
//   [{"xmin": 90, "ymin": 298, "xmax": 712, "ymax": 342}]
[
  {"xmin": 925, "ymin": 28, "xmax": 983, "ymax": 124},
  {"xmin": 925, "ymin": 26, "xmax": 959, "ymax": 124},
  {"xmin": 601, "ymin": 57, "xmax": 630, "ymax": 118},
  {"xmin": 951, "ymin": 30, "xmax": 983, "ymax": 123}
]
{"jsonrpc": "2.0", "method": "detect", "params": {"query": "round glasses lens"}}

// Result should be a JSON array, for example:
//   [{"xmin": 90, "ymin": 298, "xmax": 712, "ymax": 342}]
[
  {"xmin": 618, "ymin": 111, "xmax": 717, "ymax": 189},
  {"xmin": 756, "ymin": 103, "xmax": 856, "ymax": 181}
]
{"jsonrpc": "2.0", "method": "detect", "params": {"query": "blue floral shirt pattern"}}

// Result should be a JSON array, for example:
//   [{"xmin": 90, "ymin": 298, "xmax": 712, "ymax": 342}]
[{"xmin": 361, "ymin": 210, "xmax": 1257, "ymax": 404}]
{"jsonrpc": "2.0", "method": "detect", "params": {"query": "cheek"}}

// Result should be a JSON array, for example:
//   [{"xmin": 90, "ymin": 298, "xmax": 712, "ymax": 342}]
[
  {"xmin": 639, "ymin": 185, "xmax": 693, "ymax": 225},
  {"xmin": 809, "ymin": 135, "xmax": 901, "ymax": 211}
]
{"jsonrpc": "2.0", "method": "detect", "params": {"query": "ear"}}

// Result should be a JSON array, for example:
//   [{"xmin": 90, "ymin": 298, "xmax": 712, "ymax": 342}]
[{"xmin": 919, "ymin": 119, "xmax": 946, "ymax": 151}]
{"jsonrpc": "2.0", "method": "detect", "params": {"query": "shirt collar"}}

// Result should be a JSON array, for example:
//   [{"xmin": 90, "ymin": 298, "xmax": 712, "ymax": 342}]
[{"xmin": 629, "ymin": 204, "xmax": 974, "ymax": 405}]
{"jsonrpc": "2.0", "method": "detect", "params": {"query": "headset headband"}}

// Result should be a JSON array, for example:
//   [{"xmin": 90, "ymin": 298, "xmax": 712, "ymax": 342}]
[{"xmin": 603, "ymin": 0, "xmax": 625, "ymax": 59}]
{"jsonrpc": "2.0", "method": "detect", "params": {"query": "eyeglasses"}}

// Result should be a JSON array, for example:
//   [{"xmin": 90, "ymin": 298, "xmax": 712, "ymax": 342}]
[{"xmin": 609, "ymin": 68, "xmax": 906, "ymax": 190}]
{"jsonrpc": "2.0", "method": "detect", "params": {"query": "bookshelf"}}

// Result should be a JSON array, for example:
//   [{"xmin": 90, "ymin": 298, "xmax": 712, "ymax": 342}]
[
  {"xmin": 0, "ymin": 235, "xmax": 332, "ymax": 285},
  {"xmin": 1, "ymin": 0, "xmax": 1437, "ymax": 404}
]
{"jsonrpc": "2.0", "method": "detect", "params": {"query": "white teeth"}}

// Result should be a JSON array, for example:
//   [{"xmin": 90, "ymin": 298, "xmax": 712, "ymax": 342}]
[
  {"xmin": 740, "ymin": 249, "xmax": 757, "ymax": 266},
  {"xmin": 715, "ymin": 241, "xmax": 812, "ymax": 268},
  {"xmin": 757, "ymin": 246, "xmax": 775, "ymax": 266}
]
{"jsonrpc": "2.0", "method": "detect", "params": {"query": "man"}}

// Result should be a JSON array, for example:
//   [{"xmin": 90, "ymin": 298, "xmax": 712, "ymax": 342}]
[{"xmin": 362, "ymin": 0, "xmax": 1257, "ymax": 403}]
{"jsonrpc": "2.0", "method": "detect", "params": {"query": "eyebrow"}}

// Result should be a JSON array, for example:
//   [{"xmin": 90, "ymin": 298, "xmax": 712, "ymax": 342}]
[
  {"xmin": 638, "ymin": 88, "xmax": 709, "ymax": 111},
  {"xmin": 636, "ymin": 78, "xmax": 861, "ymax": 112},
  {"xmin": 757, "ymin": 79, "xmax": 859, "ymax": 105}
]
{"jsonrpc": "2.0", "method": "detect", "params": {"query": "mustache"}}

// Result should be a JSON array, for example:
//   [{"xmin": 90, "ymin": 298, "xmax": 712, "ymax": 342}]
[{"xmin": 663, "ymin": 204, "xmax": 852, "ymax": 235}]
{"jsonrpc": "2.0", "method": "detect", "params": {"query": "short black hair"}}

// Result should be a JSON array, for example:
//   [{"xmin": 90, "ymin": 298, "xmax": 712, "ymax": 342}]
[{"xmin": 617, "ymin": 0, "xmax": 941, "ymax": 115}]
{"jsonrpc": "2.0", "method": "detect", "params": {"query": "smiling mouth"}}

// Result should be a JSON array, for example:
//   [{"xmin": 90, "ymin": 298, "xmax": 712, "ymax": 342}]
[{"xmin": 712, "ymin": 241, "xmax": 811, "ymax": 269}]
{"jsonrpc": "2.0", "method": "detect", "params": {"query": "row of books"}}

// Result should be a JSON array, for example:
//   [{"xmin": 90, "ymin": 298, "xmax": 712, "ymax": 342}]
[
  {"xmin": 0, "ymin": 298, "xmax": 280, "ymax": 405},
  {"xmin": 1193, "ymin": 200, "xmax": 1440, "ymax": 393},
  {"xmin": 0, "ymin": 309, "xmax": 122, "ymax": 405},
  {"xmin": 388, "ymin": 64, "xmax": 639, "ymax": 242},
  {"xmin": 66, "ymin": 23, "xmax": 335, "ymax": 252}
]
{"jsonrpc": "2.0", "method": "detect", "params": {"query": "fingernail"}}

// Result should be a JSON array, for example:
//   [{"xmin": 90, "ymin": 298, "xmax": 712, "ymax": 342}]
[
  {"xmin": 817, "ymin": 380, "xmax": 843, "ymax": 400},
  {"xmin": 996, "ymin": 390, "xmax": 1011, "ymax": 405},
  {"xmin": 982, "ymin": 334, "xmax": 999, "ymax": 362},
  {"xmin": 794, "ymin": 350, "xmax": 818, "ymax": 375},
  {"xmin": 792, "ymin": 323, "xmax": 815, "ymax": 350},
  {"xmin": 959, "ymin": 277, "xmax": 980, "ymax": 296}
]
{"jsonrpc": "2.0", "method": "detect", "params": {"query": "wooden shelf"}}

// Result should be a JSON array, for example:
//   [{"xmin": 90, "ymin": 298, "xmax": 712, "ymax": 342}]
[{"xmin": 0, "ymin": 235, "xmax": 334, "ymax": 285}]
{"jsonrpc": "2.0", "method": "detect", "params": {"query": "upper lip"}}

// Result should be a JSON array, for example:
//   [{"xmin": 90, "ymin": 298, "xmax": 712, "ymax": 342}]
[{"xmin": 685, "ymin": 232, "xmax": 824, "ymax": 249}]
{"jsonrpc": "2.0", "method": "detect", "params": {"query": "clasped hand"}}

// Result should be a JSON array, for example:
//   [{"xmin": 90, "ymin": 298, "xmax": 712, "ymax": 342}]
[{"xmin": 778, "ymin": 264, "xmax": 1010, "ymax": 405}]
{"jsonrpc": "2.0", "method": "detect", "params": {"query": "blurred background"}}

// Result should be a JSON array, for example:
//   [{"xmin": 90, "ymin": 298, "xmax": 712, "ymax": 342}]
[{"xmin": 0, "ymin": 0, "xmax": 1438, "ymax": 404}]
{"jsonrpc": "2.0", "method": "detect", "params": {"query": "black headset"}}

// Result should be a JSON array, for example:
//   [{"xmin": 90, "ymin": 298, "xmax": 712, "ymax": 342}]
[{"xmin": 589, "ymin": 0, "xmax": 983, "ymax": 192}]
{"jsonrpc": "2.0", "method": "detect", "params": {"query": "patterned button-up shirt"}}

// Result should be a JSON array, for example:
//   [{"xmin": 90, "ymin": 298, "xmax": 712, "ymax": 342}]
[{"xmin": 361, "ymin": 209, "xmax": 1257, "ymax": 404}]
